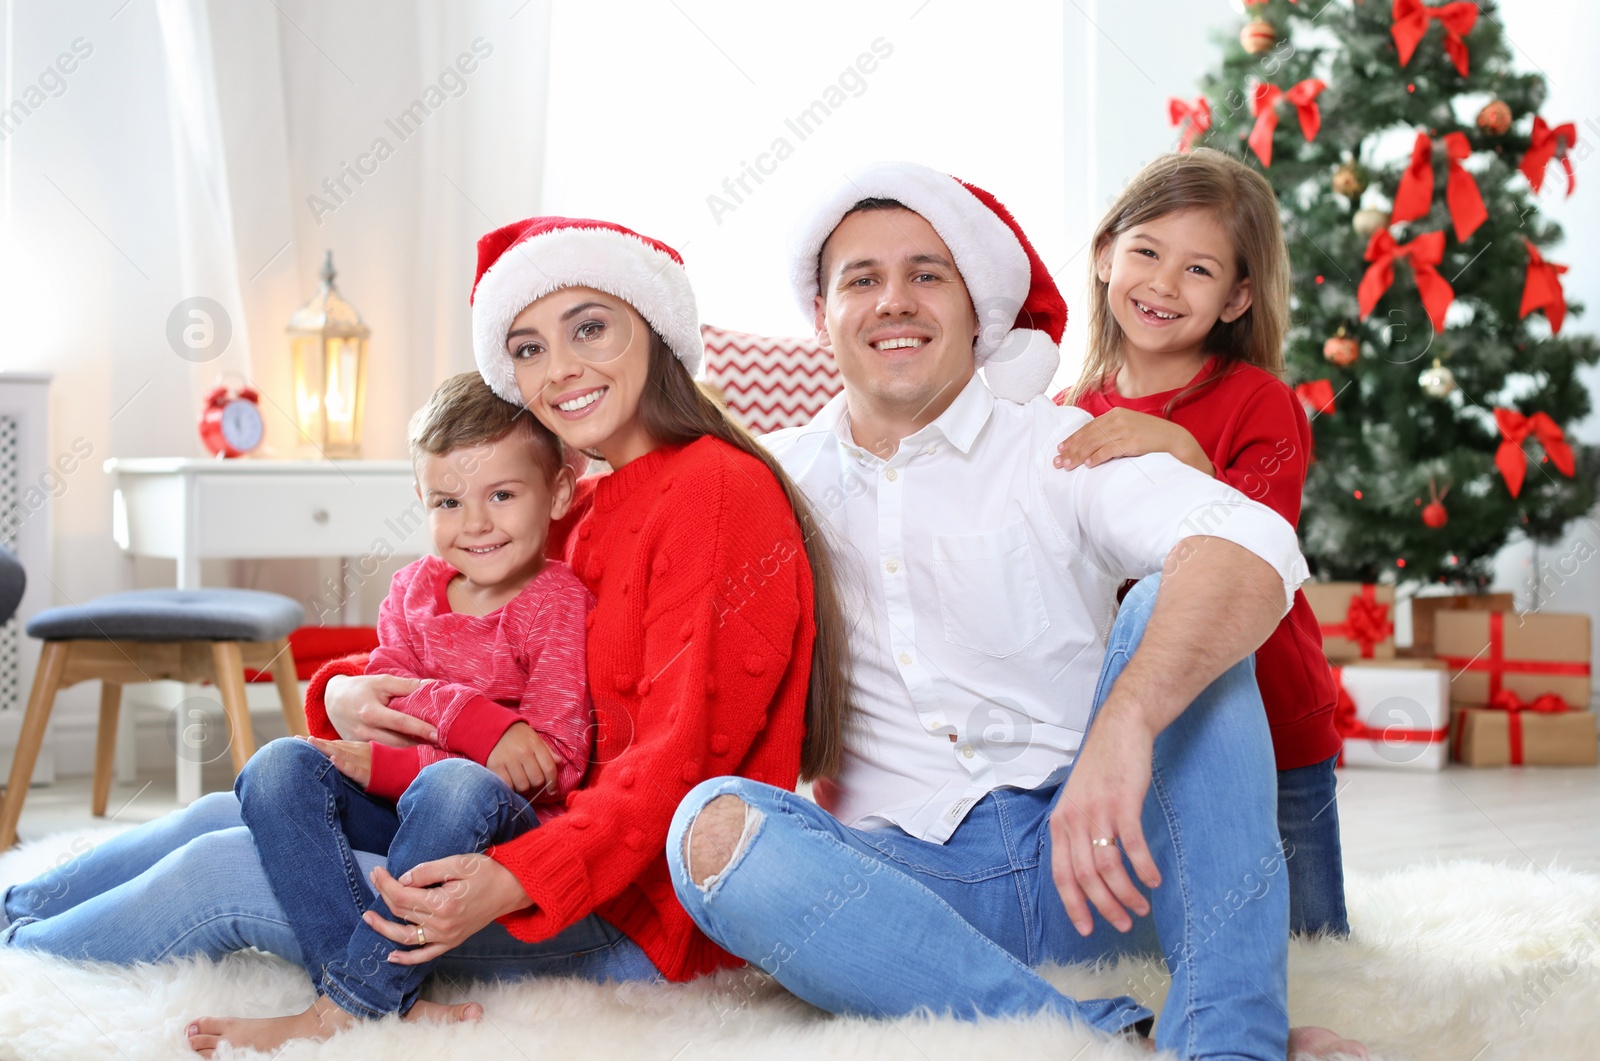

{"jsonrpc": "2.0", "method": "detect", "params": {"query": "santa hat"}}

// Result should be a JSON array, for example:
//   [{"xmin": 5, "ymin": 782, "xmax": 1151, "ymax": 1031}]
[
  {"xmin": 471, "ymin": 217, "xmax": 703, "ymax": 403},
  {"xmin": 789, "ymin": 161, "xmax": 1066, "ymax": 403}
]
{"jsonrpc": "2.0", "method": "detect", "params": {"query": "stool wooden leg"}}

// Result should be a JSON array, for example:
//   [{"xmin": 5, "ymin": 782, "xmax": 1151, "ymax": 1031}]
[
  {"xmin": 267, "ymin": 638, "xmax": 307, "ymax": 737},
  {"xmin": 0, "ymin": 642, "xmax": 71, "ymax": 849},
  {"xmin": 92, "ymin": 683, "xmax": 123, "ymax": 817},
  {"xmin": 211, "ymin": 642, "xmax": 257, "ymax": 777}
]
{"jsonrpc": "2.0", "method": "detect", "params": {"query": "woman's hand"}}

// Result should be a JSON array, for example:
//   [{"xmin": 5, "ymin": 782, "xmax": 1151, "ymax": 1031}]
[
  {"xmin": 363, "ymin": 854, "xmax": 534, "ymax": 964},
  {"xmin": 303, "ymin": 735, "xmax": 373, "ymax": 789},
  {"xmin": 324, "ymin": 673, "xmax": 435, "ymax": 746},
  {"xmin": 1054, "ymin": 408, "xmax": 1213, "ymax": 476}
]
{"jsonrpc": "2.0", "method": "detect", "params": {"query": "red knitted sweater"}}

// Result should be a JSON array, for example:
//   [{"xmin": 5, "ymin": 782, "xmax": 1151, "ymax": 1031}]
[
  {"xmin": 1065, "ymin": 358, "xmax": 1339, "ymax": 771},
  {"xmin": 305, "ymin": 436, "xmax": 815, "ymax": 982}
]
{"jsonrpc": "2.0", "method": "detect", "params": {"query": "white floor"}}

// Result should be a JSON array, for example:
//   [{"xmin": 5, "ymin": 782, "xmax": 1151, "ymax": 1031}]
[{"xmin": 11, "ymin": 761, "xmax": 1600, "ymax": 875}]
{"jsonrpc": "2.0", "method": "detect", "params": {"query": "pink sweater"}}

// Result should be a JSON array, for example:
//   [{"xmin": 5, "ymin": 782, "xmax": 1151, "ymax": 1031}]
[{"xmin": 363, "ymin": 554, "xmax": 593, "ymax": 811}]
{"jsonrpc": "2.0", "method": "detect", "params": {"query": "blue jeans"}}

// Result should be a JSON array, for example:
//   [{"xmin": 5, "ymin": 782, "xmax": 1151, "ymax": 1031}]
[
  {"xmin": 1277, "ymin": 754, "xmax": 1349, "ymax": 938},
  {"xmin": 236, "ymin": 739, "xmax": 542, "ymax": 1018},
  {"xmin": 668, "ymin": 574, "xmax": 1290, "ymax": 1061},
  {"xmin": 2, "ymin": 785, "xmax": 656, "ymax": 990}
]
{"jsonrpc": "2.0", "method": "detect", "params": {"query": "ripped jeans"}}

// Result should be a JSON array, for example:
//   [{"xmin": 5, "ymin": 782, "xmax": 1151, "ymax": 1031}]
[{"xmin": 666, "ymin": 574, "xmax": 1290, "ymax": 1061}]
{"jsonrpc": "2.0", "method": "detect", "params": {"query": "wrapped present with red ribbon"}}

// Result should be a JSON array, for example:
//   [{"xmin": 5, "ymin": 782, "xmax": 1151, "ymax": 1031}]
[
  {"xmin": 1452, "ymin": 689, "xmax": 1597, "ymax": 767},
  {"xmin": 1435, "ymin": 610, "xmax": 1591, "ymax": 710},
  {"xmin": 1334, "ymin": 660, "xmax": 1451, "ymax": 771},
  {"xmin": 1305, "ymin": 582, "xmax": 1397, "ymax": 661}
]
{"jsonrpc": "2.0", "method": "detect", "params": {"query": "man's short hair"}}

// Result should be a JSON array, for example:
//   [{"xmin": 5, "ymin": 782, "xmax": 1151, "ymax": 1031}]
[
  {"xmin": 816, "ymin": 197, "xmax": 910, "ymax": 291},
  {"xmin": 408, "ymin": 371, "xmax": 563, "ymax": 483}
]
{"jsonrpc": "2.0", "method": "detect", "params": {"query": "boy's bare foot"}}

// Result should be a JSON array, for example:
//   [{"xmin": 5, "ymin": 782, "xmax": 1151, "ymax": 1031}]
[
  {"xmin": 1289, "ymin": 1025, "xmax": 1370, "ymax": 1059},
  {"xmin": 186, "ymin": 994, "xmax": 483, "ymax": 1056},
  {"xmin": 187, "ymin": 995, "xmax": 355, "ymax": 1056}
]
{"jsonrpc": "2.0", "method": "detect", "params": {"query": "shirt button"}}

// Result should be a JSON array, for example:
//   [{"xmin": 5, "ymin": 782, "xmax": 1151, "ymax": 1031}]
[
  {"xmin": 885, "ymin": 468, "xmax": 898, "ymax": 481},
  {"xmin": 925, "ymin": 445, "xmax": 938, "ymax": 455},
  {"xmin": 898, "ymin": 652, "xmax": 912, "ymax": 666},
  {"xmin": 960, "ymin": 745, "xmax": 975, "ymax": 759},
  {"xmin": 884, "ymin": 559, "xmax": 899, "ymax": 574}
]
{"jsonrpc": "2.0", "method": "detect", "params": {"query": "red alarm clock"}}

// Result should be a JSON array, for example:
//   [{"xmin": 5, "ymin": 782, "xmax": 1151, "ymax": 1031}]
[{"xmin": 199, "ymin": 381, "xmax": 265, "ymax": 458}]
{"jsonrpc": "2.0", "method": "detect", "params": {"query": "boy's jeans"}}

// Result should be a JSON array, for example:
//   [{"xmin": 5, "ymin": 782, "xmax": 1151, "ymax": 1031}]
[{"xmin": 236, "ymin": 740, "xmax": 537, "ymax": 1018}]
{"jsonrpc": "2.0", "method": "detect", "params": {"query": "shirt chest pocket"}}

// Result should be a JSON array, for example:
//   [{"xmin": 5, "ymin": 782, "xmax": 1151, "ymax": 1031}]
[{"xmin": 931, "ymin": 520, "xmax": 1049, "ymax": 658}]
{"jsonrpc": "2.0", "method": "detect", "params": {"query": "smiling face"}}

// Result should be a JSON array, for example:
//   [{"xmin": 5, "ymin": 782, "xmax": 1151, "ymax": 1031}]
[
  {"xmin": 417, "ymin": 434, "xmax": 574, "ymax": 606},
  {"xmin": 814, "ymin": 208, "xmax": 979, "ymax": 444},
  {"xmin": 506, "ymin": 286, "xmax": 660, "ymax": 467},
  {"xmin": 1096, "ymin": 207, "xmax": 1253, "ymax": 366}
]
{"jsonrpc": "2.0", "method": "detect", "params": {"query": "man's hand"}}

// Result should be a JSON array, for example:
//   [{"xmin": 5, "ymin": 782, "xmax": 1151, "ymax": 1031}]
[
  {"xmin": 1054, "ymin": 408, "xmax": 1213, "ymax": 476},
  {"xmin": 363, "ymin": 854, "xmax": 533, "ymax": 964},
  {"xmin": 325, "ymin": 673, "xmax": 435, "ymax": 746},
  {"xmin": 1049, "ymin": 705, "xmax": 1161, "ymax": 936},
  {"xmin": 487, "ymin": 722, "xmax": 558, "ymax": 798},
  {"xmin": 304, "ymin": 735, "xmax": 373, "ymax": 789}
]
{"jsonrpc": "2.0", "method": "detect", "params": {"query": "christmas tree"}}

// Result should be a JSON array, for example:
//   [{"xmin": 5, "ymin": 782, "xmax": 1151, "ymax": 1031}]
[{"xmin": 1168, "ymin": 0, "xmax": 1597, "ymax": 585}]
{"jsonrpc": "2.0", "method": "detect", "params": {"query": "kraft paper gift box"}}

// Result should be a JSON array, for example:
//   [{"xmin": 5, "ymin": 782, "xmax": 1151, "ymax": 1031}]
[
  {"xmin": 1405, "ymin": 592, "xmax": 1514, "ymax": 658},
  {"xmin": 1304, "ymin": 582, "xmax": 1396, "ymax": 662},
  {"xmin": 1452, "ymin": 700, "xmax": 1598, "ymax": 767},
  {"xmin": 1433, "ymin": 611, "xmax": 1591, "ymax": 709},
  {"xmin": 1334, "ymin": 660, "xmax": 1450, "ymax": 772}
]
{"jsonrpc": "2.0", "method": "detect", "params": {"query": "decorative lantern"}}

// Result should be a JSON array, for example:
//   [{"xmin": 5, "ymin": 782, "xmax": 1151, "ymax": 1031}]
[{"xmin": 287, "ymin": 250, "xmax": 370, "ymax": 458}]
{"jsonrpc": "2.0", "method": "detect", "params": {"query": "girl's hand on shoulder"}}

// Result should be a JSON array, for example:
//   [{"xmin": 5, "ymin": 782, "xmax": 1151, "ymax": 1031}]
[
  {"xmin": 304, "ymin": 735, "xmax": 373, "ymax": 789},
  {"xmin": 1055, "ymin": 408, "xmax": 1213, "ymax": 476}
]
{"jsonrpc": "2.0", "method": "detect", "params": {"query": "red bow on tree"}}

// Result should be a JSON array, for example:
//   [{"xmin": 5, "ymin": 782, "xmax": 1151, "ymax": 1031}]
[
  {"xmin": 1493, "ymin": 407, "xmax": 1576, "ymax": 498},
  {"xmin": 1519, "ymin": 116, "xmax": 1578, "ymax": 197},
  {"xmin": 1390, "ymin": 0, "xmax": 1477, "ymax": 76},
  {"xmin": 1520, "ymin": 239, "xmax": 1569, "ymax": 335},
  {"xmin": 1168, "ymin": 97, "xmax": 1212, "ymax": 153},
  {"xmin": 1358, "ymin": 229, "xmax": 1454, "ymax": 334},
  {"xmin": 1295, "ymin": 379, "xmax": 1336, "ymax": 416},
  {"xmin": 1391, "ymin": 132, "xmax": 1488, "ymax": 242},
  {"xmin": 1248, "ymin": 79, "xmax": 1325, "ymax": 167}
]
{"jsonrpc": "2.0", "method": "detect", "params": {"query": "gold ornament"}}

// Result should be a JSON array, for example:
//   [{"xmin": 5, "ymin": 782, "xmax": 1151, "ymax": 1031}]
[
  {"xmin": 1240, "ymin": 19, "xmax": 1277, "ymax": 54},
  {"xmin": 1476, "ymin": 99, "xmax": 1512, "ymax": 136},
  {"xmin": 1418, "ymin": 358, "xmax": 1456, "ymax": 397},
  {"xmin": 1353, "ymin": 207, "xmax": 1390, "ymax": 239},
  {"xmin": 1323, "ymin": 328, "xmax": 1360, "ymax": 368},
  {"xmin": 1332, "ymin": 161, "xmax": 1367, "ymax": 199}
]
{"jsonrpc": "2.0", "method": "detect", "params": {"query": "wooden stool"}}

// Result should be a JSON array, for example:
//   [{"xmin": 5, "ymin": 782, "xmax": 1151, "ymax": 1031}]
[{"xmin": 0, "ymin": 589, "xmax": 306, "ymax": 848}]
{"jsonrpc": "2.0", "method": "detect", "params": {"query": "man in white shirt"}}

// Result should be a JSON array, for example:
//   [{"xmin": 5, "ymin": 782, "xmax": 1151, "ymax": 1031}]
[{"xmin": 667, "ymin": 162, "xmax": 1342, "ymax": 1060}]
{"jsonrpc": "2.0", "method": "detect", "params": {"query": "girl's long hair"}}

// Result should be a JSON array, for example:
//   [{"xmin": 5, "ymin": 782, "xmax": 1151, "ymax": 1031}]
[
  {"xmin": 636, "ymin": 332, "xmax": 853, "ymax": 780},
  {"xmin": 1066, "ymin": 148, "xmax": 1290, "ymax": 415}
]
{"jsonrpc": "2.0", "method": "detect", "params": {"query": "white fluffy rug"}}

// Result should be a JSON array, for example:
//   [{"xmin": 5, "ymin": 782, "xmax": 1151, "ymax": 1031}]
[{"xmin": 2, "ymin": 828, "xmax": 1597, "ymax": 1061}]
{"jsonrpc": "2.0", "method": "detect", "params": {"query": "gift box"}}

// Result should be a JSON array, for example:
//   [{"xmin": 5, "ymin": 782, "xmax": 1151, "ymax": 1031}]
[
  {"xmin": 1434, "ymin": 611, "xmax": 1591, "ymax": 709},
  {"xmin": 1305, "ymin": 582, "xmax": 1396, "ymax": 661},
  {"xmin": 1452, "ymin": 699, "xmax": 1598, "ymax": 767},
  {"xmin": 1334, "ymin": 660, "xmax": 1450, "ymax": 771},
  {"xmin": 1404, "ymin": 592, "xmax": 1514, "ymax": 658}
]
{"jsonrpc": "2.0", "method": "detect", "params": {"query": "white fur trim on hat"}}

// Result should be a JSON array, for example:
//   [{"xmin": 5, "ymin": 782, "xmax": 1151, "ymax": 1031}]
[
  {"xmin": 788, "ymin": 161, "xmax": 1031, "ymax": 364},
  {"xmin": 983, "ymin": 328, "xmax": 1060, "ymax": 404},
  {"xmin": 472, "ymin": 226, "xmax": 703, "ymax": 404}
]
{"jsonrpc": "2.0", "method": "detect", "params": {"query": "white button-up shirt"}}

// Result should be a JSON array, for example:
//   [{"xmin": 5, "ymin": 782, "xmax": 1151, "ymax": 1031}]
[{"xmin": 762, "ymin": 374, "xmax": 1309, "ymax": 843}]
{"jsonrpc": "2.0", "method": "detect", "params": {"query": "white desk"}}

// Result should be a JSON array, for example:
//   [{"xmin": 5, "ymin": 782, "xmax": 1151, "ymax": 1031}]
[{"xmin": 105, "ymin": 458, "xmax": 431, "ymax": 801}]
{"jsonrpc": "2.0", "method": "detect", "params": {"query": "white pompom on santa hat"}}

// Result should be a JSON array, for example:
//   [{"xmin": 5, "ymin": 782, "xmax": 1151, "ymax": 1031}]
[
  {"xmin": 470, "ymin": 216, "xmax": 703, "ymax": 404},
  {"xmin": 789, "ymin": 161, "xmax": 1067, "ymax": 404}
]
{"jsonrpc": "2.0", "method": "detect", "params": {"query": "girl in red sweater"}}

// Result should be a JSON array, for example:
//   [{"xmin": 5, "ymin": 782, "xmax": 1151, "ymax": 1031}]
[
  {"xmin": 1052, "ymin": 149, "xmax": 1346, "ymax": 939},
  {"xmin": 179, "ymin": 218, "xmax": 852, "ymax": 1053}
]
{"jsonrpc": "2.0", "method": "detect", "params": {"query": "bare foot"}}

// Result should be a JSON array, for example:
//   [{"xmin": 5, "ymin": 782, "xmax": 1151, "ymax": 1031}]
[
  {"xmin": 186, "ymin": 995, "xmax": 356, "ymax": 1056},
  {"xmin": 1289, "ymin": 1025, "xmax": 1370, "ymax": 1060},
  {"xmin": 404, "ymin": 998, "xmax": 484, "ymax": 1025}
]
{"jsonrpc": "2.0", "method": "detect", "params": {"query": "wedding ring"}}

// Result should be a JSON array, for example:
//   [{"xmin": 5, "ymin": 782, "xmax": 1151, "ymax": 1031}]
[
  {"xmin": 416, "ymin": 925, "xmax": 427, "ymax": 946},
  {"xmin": 1091, "ymin": 837, "xmax": 1115, "ymax": 848}
]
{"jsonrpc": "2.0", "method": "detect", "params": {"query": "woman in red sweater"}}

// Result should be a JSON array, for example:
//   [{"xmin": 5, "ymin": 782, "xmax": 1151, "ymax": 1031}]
[
  {"xmin": 4, "ymin": 218, "xmax": 851, "ymax": 1055},
  {"xmin": 1052, "ymin": 151, "xmax": 1346, "ymax": 939}
]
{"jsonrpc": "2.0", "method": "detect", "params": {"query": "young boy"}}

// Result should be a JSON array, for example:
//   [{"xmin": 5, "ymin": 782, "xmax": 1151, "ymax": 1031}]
[{"xmin": 220, "ymin": 371, "xmax": 593, "ymax": 1038}]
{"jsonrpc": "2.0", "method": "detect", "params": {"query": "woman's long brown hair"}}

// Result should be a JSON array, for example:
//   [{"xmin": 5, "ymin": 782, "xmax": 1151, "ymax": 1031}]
[
  {"xmin": 1066, "ymin": 148, "xmax": 1290, "ymax": 415},
  {"xmin": 637, "ymin": 333, "xmax": 853, "ymax": 780}
]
